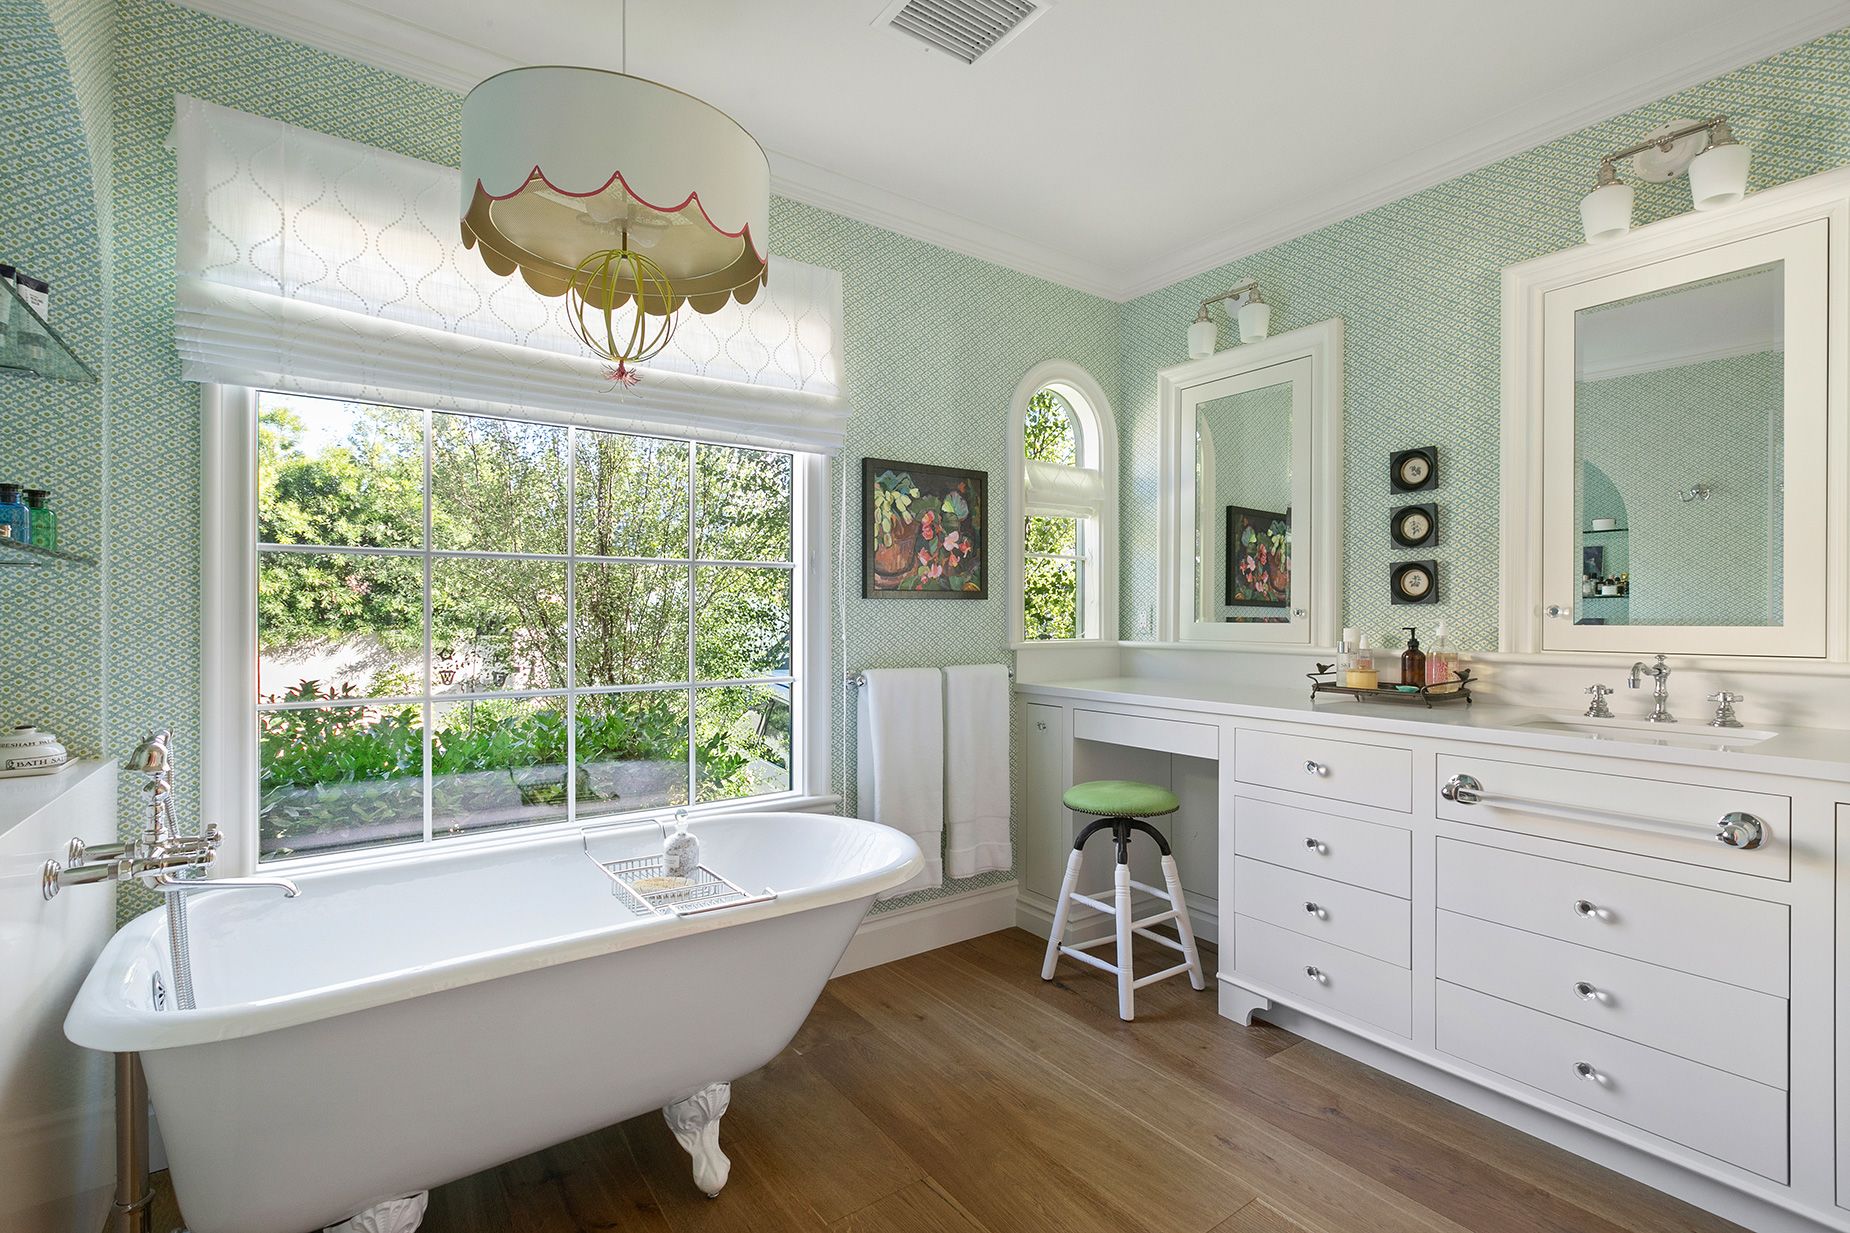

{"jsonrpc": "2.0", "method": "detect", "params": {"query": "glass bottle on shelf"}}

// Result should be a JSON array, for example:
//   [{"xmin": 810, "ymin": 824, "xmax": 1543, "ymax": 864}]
[
  {"xmin": 24, "ymin": 489, "xmax": 55, "ymax": 551},
  {"xmin": 0, "ymin": 485, "xmax": 31, "ymax": 544}
]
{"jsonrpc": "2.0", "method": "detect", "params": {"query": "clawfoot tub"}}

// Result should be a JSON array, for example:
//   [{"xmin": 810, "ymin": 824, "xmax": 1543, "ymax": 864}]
[{"xmin": 65, "ymin": 812, "xmax": 922, "ymax": 1233}]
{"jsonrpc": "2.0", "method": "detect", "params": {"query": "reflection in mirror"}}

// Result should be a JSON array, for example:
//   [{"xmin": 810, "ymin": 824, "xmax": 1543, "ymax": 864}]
[
  {"xmin": 1196, "ymin": 381, "xmax": 1293, "ymax": 623},
  {"xmin": 1573, "ymin": 263, "xmax": 1783, "ymax": 628}
]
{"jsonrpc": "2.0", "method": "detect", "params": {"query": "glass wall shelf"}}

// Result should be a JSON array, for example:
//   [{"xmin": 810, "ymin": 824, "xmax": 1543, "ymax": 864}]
[
  {"xmin": 0, "ymin": 277, "xmax": 98, "ymax": 385},
  {"xmin": 0, "ymin": 538, "xmax": 95, "ymax": 567}
]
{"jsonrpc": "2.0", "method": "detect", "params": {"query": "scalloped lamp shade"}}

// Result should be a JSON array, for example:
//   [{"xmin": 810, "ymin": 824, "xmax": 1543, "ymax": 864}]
[{"xmin": 460, "ymin": 67, "xmax": 770, "ymax": 315}]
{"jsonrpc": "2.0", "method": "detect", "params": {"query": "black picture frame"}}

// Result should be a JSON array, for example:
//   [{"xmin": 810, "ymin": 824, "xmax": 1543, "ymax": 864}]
[
  {"xmin": 1390, "ymin": 502, "xmax": 1437, "ymax": 548},
  {"xmin": 1390, "ymin": 446, "xmax": 1438, "ymax": 492},
  {"xmin": 1391, "ymin": 559, "xmax": 1439, "ymax": 604},
  {"xmin": 862, "ymin": 457, "xmax": 988, "ymax": 599}
]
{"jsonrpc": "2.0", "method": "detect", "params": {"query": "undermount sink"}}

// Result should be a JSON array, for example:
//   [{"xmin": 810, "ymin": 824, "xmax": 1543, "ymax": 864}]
[{"xmin": 1515, "ymin": 714, "xmax": 1778, "ymax": 749}]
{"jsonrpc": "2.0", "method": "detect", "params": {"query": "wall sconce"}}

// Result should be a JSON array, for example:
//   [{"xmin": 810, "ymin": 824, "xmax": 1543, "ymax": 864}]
[
  {"xmin": 1579, "ymin": 116, "xmax": 1752, "ymax": 243},
  {"xmin": 1187, "ymin": 279, "xmax": 1270, "ymax": 358}
]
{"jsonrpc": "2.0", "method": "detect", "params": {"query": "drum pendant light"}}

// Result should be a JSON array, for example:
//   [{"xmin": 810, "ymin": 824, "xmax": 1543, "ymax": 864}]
[{"xmin": 460, "ymin": 11, "xmax": 769, "ymax": 382}]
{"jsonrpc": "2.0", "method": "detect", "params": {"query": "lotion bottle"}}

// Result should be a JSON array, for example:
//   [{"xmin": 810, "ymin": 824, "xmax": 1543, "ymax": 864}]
[
  {"xmin": 1345, "ymin": 635, "xmax": 1378, "ymax": 689},
  {"xmin": 1400, "ymin": 627, "xmax": 1426, "ymax": 688}
]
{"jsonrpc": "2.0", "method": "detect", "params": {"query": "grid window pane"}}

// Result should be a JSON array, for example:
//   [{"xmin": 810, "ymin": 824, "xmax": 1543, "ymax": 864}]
[
  {"xmin": 431, "ymin": 557, "xmax": 569, "ymax": 693},
  {"xmin": 696, "ymin": 685, "xmax": 791, "ymax": 804},
  {"xmin": 259, "ymin": 552, "xmax": 424, "ymax": 701},
  {"xmin": 576, "ymin": 690, "xmax": 690, "ymax": 816},
  {"xmin": 695, "ymin": 445, "xmax": 793, "ymax": 562},
  {"xmin": 1024, "ymin": 556, "xmax": 1081, "ymax": 641},
  {"xmin": 431, "ymin": 413, "xmax": 569, "ymax": 554},
  {"xmin": 574, "ymin": 562, "xmax": 691, "ymax": 687},
  {"xmin": 695, "ymin": 566, "xmax": 792, "ymax": 681},
  {"xmin": 575, "ymin": 430, "xmax": 688, "ymax": 559},
  {"xmin": 258, "ymin": 394, "xmax": 423, "ymax": 548},
  {"xmin": 253, "ymin": 392, "xmax": 800, "ymax": 863},
  {"xmin": 259, "ymin": 702, "xmax": 425, "ymax": 860},
  {"xmin": 430, "ymin": 696, "xmax": 571, "ymax": 839}
]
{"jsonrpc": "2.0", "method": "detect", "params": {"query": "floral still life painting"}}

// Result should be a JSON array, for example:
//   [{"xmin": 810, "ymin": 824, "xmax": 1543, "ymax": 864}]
[
  {"xmin": 1225, "ymin": 506, "xmax": 1290, "ymax": 607},
  {"xmin": 863, "ymin": 458, "xmax": 987, "ymax": 598}
]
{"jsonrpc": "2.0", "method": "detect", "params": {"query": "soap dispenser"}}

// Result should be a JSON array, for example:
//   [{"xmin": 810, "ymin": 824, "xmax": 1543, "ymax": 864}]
[
  {"xmin": 1400, "ymin": 627, "xmax": 1426, "ymax": 688},
  {"xmin": 1427, "ymin": 621, "xmax": 1458, "ymax": 690},
  {"xmin": 663, "ymin": 812, "xmax": 700, "ymax": 880}
]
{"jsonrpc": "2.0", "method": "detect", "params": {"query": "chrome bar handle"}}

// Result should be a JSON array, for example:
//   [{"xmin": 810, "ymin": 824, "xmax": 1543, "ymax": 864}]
[{"xmin": 1440, "ymin": 774, "xmax": 1766, "ymax": 850}]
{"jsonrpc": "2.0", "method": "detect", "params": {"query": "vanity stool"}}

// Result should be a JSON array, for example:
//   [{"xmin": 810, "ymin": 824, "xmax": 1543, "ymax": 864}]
[{"xmin": 1040, "ymin": 780, "xmax": 1205, "ymax": 1021}]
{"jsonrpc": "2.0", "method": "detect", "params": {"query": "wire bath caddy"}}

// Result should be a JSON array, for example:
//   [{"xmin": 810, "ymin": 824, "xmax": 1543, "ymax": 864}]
[{"xmin": 581, "ymin": 826, "xmax": 778, "ymax": 918}]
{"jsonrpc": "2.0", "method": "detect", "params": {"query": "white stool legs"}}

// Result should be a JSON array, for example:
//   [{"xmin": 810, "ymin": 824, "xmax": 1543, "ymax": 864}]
[{"xmin": 1040, "ymin": 823, "xmax": 1205, "ymax": 1021}]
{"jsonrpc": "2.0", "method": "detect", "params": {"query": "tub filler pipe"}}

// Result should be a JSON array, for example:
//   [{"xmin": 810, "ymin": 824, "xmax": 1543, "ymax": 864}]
[{"xmin": 113, "ymin": 1052, "xmax": 153, "ymax": 1233}]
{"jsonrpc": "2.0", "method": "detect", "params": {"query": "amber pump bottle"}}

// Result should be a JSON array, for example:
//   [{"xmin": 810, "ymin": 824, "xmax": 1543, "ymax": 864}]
[{"xmin": 1400, "ymin": 627, "xmax": 1426, "ymax": 688}]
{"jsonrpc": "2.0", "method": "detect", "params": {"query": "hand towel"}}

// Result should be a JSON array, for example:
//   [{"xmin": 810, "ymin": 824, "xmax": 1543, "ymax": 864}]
[
  {"xmin": 856, "ymin": 668, "xmax": 943, "ymax": 898},
  {"xmin": 943, "ymin": 663, "xmax": 1011, "ymax": 879}
]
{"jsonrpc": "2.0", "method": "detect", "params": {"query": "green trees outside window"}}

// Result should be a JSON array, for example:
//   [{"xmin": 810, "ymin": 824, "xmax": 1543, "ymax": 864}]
[{"xmin": 255, "ymin": 393, "xmax": 797, "ymax": 861}]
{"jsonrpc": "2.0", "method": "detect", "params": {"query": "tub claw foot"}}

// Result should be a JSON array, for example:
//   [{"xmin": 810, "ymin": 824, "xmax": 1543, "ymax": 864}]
[
  {"xmin": 663, "ymin": 1081, "xmax": 731, "ymax": 1197},
  {"xmin": 322, "ymin": 1190, "xmax": 428, "ymax": 1233}
]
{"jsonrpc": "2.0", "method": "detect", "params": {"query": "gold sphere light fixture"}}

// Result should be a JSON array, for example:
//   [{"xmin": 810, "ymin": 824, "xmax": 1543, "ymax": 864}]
[
  {"xmin": 567, "ymin": 246, "xmax": 678, "ymax": 385},
  {"xmin": 460, "ymin": 62, "xmax": 770, "ymax": 379}
]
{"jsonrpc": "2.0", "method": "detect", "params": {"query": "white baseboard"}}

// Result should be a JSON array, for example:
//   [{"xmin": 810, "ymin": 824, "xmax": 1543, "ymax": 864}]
[{"xmin": 833, "ymin": 882, "xmax": 1019, "ymax": 977}]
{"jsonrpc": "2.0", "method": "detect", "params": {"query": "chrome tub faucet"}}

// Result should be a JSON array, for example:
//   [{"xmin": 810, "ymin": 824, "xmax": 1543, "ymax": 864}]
[{"xmin": 1628, "ymin": 654, "xmax": 1675, "ymax": 723}]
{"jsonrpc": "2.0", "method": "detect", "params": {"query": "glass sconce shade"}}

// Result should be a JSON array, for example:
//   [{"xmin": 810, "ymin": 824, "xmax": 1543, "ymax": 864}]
[
  {"xmin": 1689, "ymin": 141, "xmax": 1751, "ymax": 210},
  {"xmin": 1188, "ymin": 316, "xmax": 1218, "ymax": 359},
  {"xmin": 1579, "ymin": 181, "xmax": 1634, "ymax": 243},
  {"xmin": 1238, "ymin": 300, "xmax": 1271, "ymax": 342}
]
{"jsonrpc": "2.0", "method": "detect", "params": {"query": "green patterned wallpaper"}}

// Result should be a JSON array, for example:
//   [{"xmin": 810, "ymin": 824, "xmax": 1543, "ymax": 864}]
[
  {"xmin": 100, "ymin": 0, "xmax": 1117, "ymax": 916},
  {"xmin": 0, "ymin": 0, "xmax": 110, "ymax": 757},
  {"xmin": 1118, "ymin": 27, "xmax": 1850, "ymax": 651}
]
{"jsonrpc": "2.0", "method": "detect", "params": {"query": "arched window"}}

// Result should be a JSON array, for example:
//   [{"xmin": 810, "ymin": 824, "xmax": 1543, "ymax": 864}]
[{"xmin": 1010, "ymin": 362, "xmax": 1118, "ymax": 643}]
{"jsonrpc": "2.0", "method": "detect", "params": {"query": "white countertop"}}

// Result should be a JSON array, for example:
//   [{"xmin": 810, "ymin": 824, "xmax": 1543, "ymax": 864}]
[
  {"xmin": 1017, "ymin": 676, "xmax": 1850, "ymax": 783},
  {"xmin": 0, "ymin": 759, "xmax": 114, "ymax": 846}
]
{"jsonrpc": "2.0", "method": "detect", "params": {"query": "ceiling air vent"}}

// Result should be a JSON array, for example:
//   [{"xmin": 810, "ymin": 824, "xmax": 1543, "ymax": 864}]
[{"xmin": 877, "ymin": 0, "xmax": 1046, "ymax": 64}]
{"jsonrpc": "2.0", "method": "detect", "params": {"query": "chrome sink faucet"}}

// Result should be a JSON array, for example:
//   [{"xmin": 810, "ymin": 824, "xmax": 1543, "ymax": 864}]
[
  {"xmin": 1583, "ymin": 684, "xmax": 1616, "ymax": 718},
  {"xmin": 1628, "ymin": 654, "xmax": 1675, "ymax": 723}
]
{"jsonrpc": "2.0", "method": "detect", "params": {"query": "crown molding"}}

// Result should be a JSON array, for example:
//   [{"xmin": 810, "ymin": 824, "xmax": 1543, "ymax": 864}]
[
  {"xmin": 1112, "ymin": 3, "xmax": 1850, "ymax": 300},
  {"xmin": 173, "ymin": 0, "xmax": 1850, "ymax": 306}
]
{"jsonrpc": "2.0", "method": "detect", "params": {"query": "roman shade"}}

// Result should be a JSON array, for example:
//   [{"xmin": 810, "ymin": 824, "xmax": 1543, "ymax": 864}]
[{"xmin": 171, "ymin": 97, "xmax": 849, "ymax": 454}]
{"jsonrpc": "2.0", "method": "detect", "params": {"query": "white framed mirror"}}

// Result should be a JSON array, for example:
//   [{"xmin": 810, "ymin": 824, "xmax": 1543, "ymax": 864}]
[
  {"xmin": 1501, "ymin": 167, "xmax": 1848, "ymax": 660},
  {"xmin": 1158, "ymin": 319, "xmax": 1343, "ymax": 647}
]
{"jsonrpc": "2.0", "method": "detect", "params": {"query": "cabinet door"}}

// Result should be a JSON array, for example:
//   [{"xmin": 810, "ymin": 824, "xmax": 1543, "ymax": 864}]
[
  {"xmin": 1022, "ymin": 703, "xmax": 1069, "ymax": 903},
  {"xmin": 1838, "ymin": 805, "xmax": 1850, "ymax": 1209}
]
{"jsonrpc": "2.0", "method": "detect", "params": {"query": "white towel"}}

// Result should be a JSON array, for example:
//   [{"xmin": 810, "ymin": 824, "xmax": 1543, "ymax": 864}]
[
  {"xmin": 856, "ymin": 668, "xmax": 943, "ymax": 898},
  {"xmin": 943, "ymin": 664, "xmax": 1011, "ymax": 879}
]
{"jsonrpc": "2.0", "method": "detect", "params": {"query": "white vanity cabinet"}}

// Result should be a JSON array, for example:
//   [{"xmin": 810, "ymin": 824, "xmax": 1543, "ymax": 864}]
[{"xmin": 1016, "ymin": 678, "xmax": 1850, "ymax": 1233}]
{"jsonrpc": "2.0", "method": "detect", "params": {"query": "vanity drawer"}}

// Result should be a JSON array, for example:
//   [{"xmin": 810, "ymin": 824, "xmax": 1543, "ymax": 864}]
[
  {"xmin": 1437, "ymin": 981, "xmax": 1787, "ymax": 1183},
  {"xmin": 1233, "ymin": 797, "xmax": 1411, "ymax": 898},
  {"xmin": 1437, "ymin": 839, "xmax": 1788, "ymax": 997},
  {"xmin": 1074, "ymin": 708, "xmax": 1217, "ymax": 760},
  {"xmin": 1232, "ymin": 915, "xmax": 1412, "ymax": 1037},
  {"xmin": 1437, "ymin": 910, "xmax": 1787, "ymax": 1089},
  {"xmin": 1435, "ymin": 753, "xmax": 1790, "ymax": 881},
  {"xmin": 1234, "ymin": 725, "xmax": 1412, "ymax": 813},
  {"xmin": 1233, "ymin": 857, "xmax": 1410, "ymax": 967}
]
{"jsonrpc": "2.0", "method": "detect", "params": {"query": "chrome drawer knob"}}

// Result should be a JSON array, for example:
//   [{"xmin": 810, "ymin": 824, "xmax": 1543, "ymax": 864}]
[
  {"xmin": 1572, "ymin": 899, "xmax": 1600, "ymax": 919},
  {"xmin": 1573, "ymin": 1061, "xmax": 1603, "ymax": 1083},
  {"xmin": 1304, "ymin": 901, "xmax": 1325, "ymax": 918},
  {"xmin": 1304, "ymin": 965, "xmax": 1326, "ymax": 983},
  {"xmin": 1304, "ymin": 760, "xmax": 1329, "ymax": 777},
  {"xmin": 1573, "ymin": 980, "xmax": 1601, "ymax": 1002},
  {"xmin": 1304, "ymin": 837, "xmax": 1326, "ymax": 853},
  {"xmin": 1716, "ymin": 811, "xmax": 1766, "ymax": 850}
]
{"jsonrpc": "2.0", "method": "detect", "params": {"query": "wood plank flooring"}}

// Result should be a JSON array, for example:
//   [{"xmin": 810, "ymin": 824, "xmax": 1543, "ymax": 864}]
[{"xmin": 149, "ymin": 929, "xmax": 1745, "ymax": 1233}]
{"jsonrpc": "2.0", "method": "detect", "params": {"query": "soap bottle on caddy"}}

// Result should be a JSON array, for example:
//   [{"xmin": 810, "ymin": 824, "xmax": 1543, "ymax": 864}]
[
  {"xmin": 663, "ymin": 811, "xmax": 700, "ymax": 880},
  {"xmin": 1400, "ymin": 627, "xmax": 1426, "ymax": 689},
  {"xmin": 1425, "ymin": 620, "xmax": 1460, "ymax": 692}
]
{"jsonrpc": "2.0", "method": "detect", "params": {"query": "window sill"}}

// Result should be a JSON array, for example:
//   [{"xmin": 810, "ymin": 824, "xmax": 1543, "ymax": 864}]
[
  {"xmin": 1011, "ymin": 639, "xmax": 1121, "ymax": 651},
  {"xmin": 250, "ymin": 791, "xmax": 844, "ymax": 878}
]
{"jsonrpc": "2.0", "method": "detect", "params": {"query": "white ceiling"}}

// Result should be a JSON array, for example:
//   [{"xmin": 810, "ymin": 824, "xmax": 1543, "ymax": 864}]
[{"xmin": 174, "ymin": 0, "xmax": 1850, "ymax": 300}]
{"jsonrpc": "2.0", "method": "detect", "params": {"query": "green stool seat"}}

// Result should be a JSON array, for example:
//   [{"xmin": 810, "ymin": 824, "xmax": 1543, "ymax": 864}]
[{"xmin": 1062, "ymin": 779, "xmax": 1179, "ymax": 818}]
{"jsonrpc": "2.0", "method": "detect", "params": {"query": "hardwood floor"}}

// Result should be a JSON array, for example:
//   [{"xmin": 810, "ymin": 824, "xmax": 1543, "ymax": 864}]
[{"xmin": 150, "ymin": 929, "xmax": 1745, "ymax": 1233}]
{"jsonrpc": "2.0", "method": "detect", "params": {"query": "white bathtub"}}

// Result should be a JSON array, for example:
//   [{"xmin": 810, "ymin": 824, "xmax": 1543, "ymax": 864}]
[{"xmin": 65, "ymin": 812, "xmax": 921, "ymax": 1233}]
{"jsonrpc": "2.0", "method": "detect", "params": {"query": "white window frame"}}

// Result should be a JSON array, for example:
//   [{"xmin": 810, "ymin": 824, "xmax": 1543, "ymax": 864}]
[
  {"xmin": 1009, "ymin": 361, "xmax": 1119, "ymax": 646},
  {"xmin": 201, "ymin": 384, "xmax": 834, "ymax": 877}
]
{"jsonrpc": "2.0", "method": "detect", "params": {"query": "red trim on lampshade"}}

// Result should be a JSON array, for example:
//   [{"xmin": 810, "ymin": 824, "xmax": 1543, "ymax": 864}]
[{"xmin": 476, "ymin": 165, "xmax": 767, "ymax": 264}]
